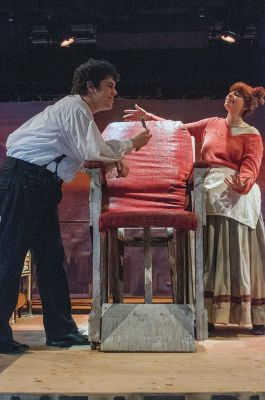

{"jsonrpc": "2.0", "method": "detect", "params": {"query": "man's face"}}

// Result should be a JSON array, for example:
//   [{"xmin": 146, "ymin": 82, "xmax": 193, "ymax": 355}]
[{"xmin": 92, "ymin": 77, "xmax": 117, "ymax": 111}]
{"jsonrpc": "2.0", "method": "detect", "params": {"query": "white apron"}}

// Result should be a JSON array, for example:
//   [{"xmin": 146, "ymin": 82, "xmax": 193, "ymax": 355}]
[{"xmin": 204, "ymin": 166, "xmax": 261, "ymax": 229}]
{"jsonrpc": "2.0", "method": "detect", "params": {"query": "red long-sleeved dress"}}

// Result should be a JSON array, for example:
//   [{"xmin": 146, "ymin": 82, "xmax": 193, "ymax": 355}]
[
  {"xmin": 151, "ymin": 112, "xmax": 265, "ymax": 325},
  {"xmin": 185, "ymin": 117, "xmax": 265, "ymax": 325},
  {"xmin": 185, "ymin": 117, "xmax": 263, "ymax": 194}
]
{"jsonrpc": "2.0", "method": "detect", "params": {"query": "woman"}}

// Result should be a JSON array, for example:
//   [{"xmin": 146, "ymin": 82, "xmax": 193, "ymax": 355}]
[{"xmin": 123, "ymin": 82, "xmax": 265, "ymax": 335}]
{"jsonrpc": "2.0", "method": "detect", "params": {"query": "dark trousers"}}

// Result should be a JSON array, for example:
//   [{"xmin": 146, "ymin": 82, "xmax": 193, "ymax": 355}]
[{"xmin": 0, "ymin": 157, "xmax": 78, "ymax": 342}]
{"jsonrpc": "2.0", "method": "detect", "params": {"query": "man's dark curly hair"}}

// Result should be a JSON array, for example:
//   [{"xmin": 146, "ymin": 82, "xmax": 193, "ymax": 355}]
[{"xmin": 71, "ymin": 59, "xmax": 120, "ymax": 95}]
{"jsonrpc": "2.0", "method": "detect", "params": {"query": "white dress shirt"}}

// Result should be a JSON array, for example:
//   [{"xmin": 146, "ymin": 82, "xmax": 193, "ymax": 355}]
[{"xmin": 6, "ymin": 95, "xmax": 133, "ymax": 182}]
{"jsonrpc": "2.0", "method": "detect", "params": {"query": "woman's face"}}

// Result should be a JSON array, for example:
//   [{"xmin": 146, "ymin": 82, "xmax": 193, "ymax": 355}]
[{"xmin": 224, "ymin": 90, "xmax": 247, "ymax": 115}]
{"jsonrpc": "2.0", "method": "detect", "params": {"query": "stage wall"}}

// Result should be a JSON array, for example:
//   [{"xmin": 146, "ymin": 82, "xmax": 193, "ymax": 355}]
[{"xmin": 1, "ymin": 99, "xmax": 265, "ymax": 298}]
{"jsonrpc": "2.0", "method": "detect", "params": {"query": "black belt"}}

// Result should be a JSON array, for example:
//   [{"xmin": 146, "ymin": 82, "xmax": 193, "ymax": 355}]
[{"xmin": 5, "ymin": 156, "xmax": 63, "ymax": 183}]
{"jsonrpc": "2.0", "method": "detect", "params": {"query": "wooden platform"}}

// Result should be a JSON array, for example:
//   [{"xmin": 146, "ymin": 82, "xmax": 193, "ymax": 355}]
[{"xmin": 0, "ymin": 315, "xmax": 265, "ymax": 398}]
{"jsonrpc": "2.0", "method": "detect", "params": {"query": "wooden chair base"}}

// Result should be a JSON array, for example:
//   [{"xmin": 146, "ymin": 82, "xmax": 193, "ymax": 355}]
[
  {"xmin": 87, "ymin": 160, "xmax": 209, "ymax": 350},
  {"xmin": 101, "ymin": 303, "xmax": 195, "ymax": 352}
]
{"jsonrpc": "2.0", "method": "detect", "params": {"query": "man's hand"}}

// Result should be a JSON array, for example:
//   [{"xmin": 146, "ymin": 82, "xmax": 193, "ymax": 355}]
[
  {"xmin": 116, "ymin": 159, "xmax": 129, "ymax": 177},
  {"xmin": 123, "ymin": 104, "xmax": 152, "ymax": 122},
  {"xmin": 224, "ymin": 174, "xmax": 250, "ymax": 192},
  {"xmin": 131, "ymin": 129, "xmax": 152, "ymax": 150}
]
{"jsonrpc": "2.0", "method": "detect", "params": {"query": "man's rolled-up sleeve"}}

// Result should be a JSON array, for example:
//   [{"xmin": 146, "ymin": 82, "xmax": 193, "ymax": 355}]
[{"xmin": 66, "ymin": 109, "xmax": 133, "ymax": 163}]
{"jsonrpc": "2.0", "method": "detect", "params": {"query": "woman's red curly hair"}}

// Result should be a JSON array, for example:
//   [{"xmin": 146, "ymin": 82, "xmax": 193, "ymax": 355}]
[{"xmin": 229, "ymin": 82, "xmax": 265, "ymax": 116}]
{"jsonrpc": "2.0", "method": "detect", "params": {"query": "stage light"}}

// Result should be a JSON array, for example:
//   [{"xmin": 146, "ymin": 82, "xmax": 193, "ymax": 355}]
[
  {"xmin": 220, "ymin": 31, "xmax": 237, "ymax": 43},
  {"xmin": 60, "ymin": 36, "xmax": 75, "ymax": 47}
]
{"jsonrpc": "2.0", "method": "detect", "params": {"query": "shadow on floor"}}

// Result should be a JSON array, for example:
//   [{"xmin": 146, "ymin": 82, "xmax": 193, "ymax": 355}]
[{"xmin": 211, "ymin": 324, "xmax": 255, "ymax": 340}]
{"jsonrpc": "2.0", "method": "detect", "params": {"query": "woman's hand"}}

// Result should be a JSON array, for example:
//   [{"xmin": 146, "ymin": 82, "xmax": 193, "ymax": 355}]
[
  {"xmin": 131, "ymin": 129, "xmax": 152, "ymax": 150},
  {"xmin": 116, "ymin": 159, "xmax": 129, "ymax": 177},
  {"xmin": 123, "ymin": 104, "xmax": 152, "ymax": 122},
  {"xmin": 224, "ymin": 174, "xmax": 250, "ymax": 191}
]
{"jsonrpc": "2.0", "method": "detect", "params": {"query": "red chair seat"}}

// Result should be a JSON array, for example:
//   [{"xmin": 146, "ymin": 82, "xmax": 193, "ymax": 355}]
[{"xmin": 100, "ymin": 209, "xmax": 197, "ymax": 230}]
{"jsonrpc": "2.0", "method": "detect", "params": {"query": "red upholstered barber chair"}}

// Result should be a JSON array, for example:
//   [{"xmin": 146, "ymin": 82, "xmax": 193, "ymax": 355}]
[{"xmin": 86, "ymin": 121, "xmax": 208, "ymax": 351}]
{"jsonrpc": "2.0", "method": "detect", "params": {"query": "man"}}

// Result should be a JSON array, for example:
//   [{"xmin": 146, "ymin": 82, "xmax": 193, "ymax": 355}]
[{"xmin": 0, "ymin": 58, "xmax": 151, "ymax": 354}]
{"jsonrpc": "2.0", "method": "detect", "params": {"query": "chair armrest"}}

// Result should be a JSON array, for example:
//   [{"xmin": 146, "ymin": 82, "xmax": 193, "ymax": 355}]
[
  {"xmin": 187, "ymin": 162, "xmax": 210, "ymax": 192},
  {"xmin": 86, "ymin": 167, "xmax": 103, "ymax": 228},
  {"xmin": 84, "ymin": 161, "xmax": 105, "ymax": 169},
  {"xmin": 186, "ymin": 162, "xmax": 210, "ymax": 226},
  {"xmin": 193, "ymin": 161, "xmax": 214, "ymax": 169}
]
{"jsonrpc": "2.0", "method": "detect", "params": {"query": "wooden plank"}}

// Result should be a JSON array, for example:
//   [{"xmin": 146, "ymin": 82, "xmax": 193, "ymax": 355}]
[
  {"xmin": 124, "ymin": 240, "xmax": 168, "ymax": 247},
  {"xmin": 122, "ymin": 233, "xmax": 169, "ymax": 247},
  {"xmin": 101, "ymin": 304, "xmax": 195, "ymax": 352},
  {"xmin": 167, "ymin": 228, "xmax": 178, "ymax": 303},
  {"xmin": 189, "ymin": 230, "xmax": 196, "ymax": 304},
  {"xmin": 175, "ymin": 229, "xmax": 186, "ymax": 304},
  {"xmin": 110, "ymin": 228, "xmax": 124, "ymax": 303},
  {"xmin": 101, "ymin": 231, "xmax": 108, "ymax": 304},
  {"xmin": 20, "ymin": 251, "xmax": 32, "ymax": 315},
  {"xmin": 181, "ymin": 231, "xmax": 188, "ymax": 304},
  {"xmin": 87, "ymin": 168, "xmax": 103, "ymax": 344},
  {"xmin": 143, "ymin": 227, "xmax": 152, "ymax": 303},
  {"xmin": 193, "ymin": 167, "xmax": 209, "ymax": 341}
]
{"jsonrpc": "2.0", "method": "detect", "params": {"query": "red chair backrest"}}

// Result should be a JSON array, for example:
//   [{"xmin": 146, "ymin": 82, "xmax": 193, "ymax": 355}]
[{"xmin": 102, "ymin": 121, "xmax": 193, "ymax": 212}]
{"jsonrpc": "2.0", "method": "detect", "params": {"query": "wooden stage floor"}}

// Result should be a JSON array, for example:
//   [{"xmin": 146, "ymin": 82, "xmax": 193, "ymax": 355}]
[{"xmin": 0, "ymin": 314, "xmax": 265, "ymax": 399}]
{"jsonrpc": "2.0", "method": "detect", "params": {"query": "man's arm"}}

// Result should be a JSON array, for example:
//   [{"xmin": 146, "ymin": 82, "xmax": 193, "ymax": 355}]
[{"xmin": 66, "ymin": 109, "xmax": 151, "ymax": 163}]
